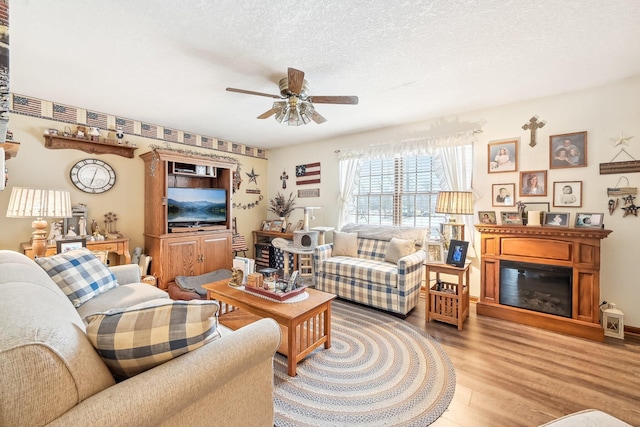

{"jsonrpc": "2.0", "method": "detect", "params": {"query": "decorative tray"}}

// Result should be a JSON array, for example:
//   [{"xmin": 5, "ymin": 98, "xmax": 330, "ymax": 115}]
[{"xmin": 243, "ymin": 285, "xmax": 306, "ymax": 301}]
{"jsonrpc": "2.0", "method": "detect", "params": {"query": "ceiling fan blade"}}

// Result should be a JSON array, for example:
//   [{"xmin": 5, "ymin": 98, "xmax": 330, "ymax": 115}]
[
  {"xmin": 308, "ymin": 109, "xmax": 327, "ymax": 124},
  {"xmin": 226, "ymin": 87, "xmax": 282, "ymax": 99},
  {"xmin": 287, "ymin": 68, "xmax": 305, "ymax": 96},
  {"xmin": 309, "ymin": 95, "xmax": 359, "ymax": 105},
  {"xmin": 257, "ymin": 108, "xmax": 279, "ymax": 119}
]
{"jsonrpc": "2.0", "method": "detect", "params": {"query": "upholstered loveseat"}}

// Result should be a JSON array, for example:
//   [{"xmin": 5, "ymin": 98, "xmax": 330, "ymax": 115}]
[
  {"xmin": 0, "ymin": 250, "xmax": 281, "ymax": 427},
  {"xmin": 313, "ymin": 224, "xmax": 427, "ymax": 316}
]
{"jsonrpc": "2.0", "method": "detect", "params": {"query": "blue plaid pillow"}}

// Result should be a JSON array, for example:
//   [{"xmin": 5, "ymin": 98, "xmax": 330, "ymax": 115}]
[
  {"xmin": 84, "ymin": 300, "xmax": 220, "ymax": 378},
  {"xmin": 35, "ymin": 247, "xmax": 118, "ymax": 307}
]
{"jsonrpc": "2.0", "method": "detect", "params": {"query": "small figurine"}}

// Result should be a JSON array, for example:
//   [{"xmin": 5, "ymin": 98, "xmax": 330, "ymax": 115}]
[
  {"xmin": 78, "ymin": 216, "xmax": 87, "ymax": 236},
  {"xmin": 229, "ymin": 268, "xmax": 244, "ymax": 287},
  {"xmin": 115, "ymin": 127, "xmax": 124, "ymax": 145}
]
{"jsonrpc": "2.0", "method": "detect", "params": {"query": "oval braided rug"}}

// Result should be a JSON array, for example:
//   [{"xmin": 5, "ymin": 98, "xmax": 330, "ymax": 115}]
[{"xmin": 273, "ymin": 299, "xmax": 456, "ymax": 426}]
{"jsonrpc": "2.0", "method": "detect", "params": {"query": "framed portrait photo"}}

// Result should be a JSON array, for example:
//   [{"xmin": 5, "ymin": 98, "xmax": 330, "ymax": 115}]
[
  {"xmin": 56, "ymin": 238, "xmax": 86, "ymax": 254},
  {"xmin": 488, "ymin": 139, "xmax": 518, "ymax": 173},
  {"xmin": 426, "ymin": 242, "xmax": 445, "ymax": 264},
  {"xmin": 478, "ymin": 211, "xmax": 497, "ymax": 224},
  {"xmin": 501, "ymin": 211, "xmax": 523, "ymax": 225},
  {"xmin": 270, "ymin": 219, "xmax": 283, "ymax": 232},
  {"xmin": 543, "ymin": 212, "xmax": 570, "ymax": 227},
  {"xmin": 446, "ymin": 239, "xmax": 469, "ymax": 268},
  {"xmin": 262, "ymin": 220, "xmax": 272, "ymax": 231},
  {"xmin": 492, "ymin": 183, "xmax": 516, "ymax": 207},
  {"xmin": 553, "ymin": 181, "xmax": 582, "ymax": 207},
  {"xmin": 575, "ymin": 212, "xmax": 604, "ymax": 228},
  {"xmin": 519, "ymin": 170, "xmax": 547, "ymax": 197},
  {"xmin": 293, "ymin": 219, "xmax": 305, "ymax": 231},
  {"xmin": 550, "ymin": 131, "xmax": 587, "ymax": 169}
]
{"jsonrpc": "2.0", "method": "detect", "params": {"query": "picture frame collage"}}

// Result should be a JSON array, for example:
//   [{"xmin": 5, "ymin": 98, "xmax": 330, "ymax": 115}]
[{"xmin": 484, "ymin": 131, "xmax": 601, "ymax": 228}]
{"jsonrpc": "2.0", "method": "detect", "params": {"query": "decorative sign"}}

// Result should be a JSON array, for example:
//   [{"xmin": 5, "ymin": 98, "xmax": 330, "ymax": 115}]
[
  {"xmin": 298, "ymin": 188, "xmax": 320, "ymax": 198},
  {"xmin": 599, "ymin": 160, "xmax": 640, "ymax": 175}
]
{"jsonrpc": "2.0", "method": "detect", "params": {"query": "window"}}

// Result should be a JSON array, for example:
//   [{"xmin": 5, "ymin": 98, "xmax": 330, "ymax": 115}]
[{"xmin": 348, "ymin": 147, "xmax": 472, "ymax": 234}]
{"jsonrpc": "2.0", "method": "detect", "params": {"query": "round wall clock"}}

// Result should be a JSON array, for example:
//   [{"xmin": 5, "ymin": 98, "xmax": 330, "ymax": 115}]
[{"xmin": 70, "ymin": 159, "xmax": 116, "ymax": 193}]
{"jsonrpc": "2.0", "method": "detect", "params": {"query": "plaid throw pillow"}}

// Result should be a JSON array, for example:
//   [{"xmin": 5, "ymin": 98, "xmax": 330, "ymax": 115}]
[
  {"xmin": 35, "ymin": 247, "xmax": 118, "ymax": 307},
  {"xmin": 84, "ymin": 300, "xmax": 221, "ymax": 378}
]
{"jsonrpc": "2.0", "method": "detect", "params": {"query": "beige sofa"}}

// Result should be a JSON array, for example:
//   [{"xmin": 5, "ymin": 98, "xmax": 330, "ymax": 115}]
[{"xmin": 0, "ymin": 250, "xmax": 281, "ymax": 427}]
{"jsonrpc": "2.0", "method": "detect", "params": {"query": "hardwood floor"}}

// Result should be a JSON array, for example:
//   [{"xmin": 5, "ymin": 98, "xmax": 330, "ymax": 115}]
[{"xmin": 404, "ymin": 295, "xmax": 640, "ymax": 426}]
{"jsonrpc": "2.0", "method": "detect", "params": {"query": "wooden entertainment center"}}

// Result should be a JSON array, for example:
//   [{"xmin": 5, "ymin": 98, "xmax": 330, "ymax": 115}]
[
  {"xmin": 476, "ymin": 225, "xmax": 612, "ymax": 341},
  {"xmin": 140, "ymin": 150, "xmax": 235, "ymax": 289}
]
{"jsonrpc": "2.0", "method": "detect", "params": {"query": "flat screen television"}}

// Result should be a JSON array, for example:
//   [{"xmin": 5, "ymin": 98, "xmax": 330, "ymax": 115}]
[{"xmin": 167, "ymin": 187, "xmax": 227, "ymax": 228}]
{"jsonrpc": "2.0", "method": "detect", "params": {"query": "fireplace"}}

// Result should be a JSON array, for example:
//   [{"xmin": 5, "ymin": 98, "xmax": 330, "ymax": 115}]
[
  {"xmin": 476, "ymin": 225, "xmax": 612, "ymax": 341},
  {"xmin": 499, "ymin": 260, "xmax": 572, "ymax": 318}
]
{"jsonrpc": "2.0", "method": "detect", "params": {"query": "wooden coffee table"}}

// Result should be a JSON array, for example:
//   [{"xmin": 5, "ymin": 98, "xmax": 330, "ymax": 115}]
[{"xmin": 202, "ymin": 280, "xmax": 336, "ymax": 376}]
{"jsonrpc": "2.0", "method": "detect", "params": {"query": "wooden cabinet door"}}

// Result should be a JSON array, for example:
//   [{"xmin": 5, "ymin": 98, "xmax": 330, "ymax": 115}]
[
  {"xmin": 200, "ymin": 232, "xmax": 232, "ymax": 273},
  {"xmin": 164, "ymin": 237, "xmax": 200, "ymax": 282}
]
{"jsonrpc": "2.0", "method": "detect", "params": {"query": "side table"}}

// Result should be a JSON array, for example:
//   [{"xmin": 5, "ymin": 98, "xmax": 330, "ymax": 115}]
[{"xmin": 425, "ymin": 262, "xmax": 470, "ymax": 330}]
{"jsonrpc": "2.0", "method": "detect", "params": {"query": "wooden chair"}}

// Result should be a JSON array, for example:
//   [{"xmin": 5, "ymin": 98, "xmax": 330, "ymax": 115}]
[{"xmin": 232, "ymin": 217, "xmax": 248, "ymax": 257}]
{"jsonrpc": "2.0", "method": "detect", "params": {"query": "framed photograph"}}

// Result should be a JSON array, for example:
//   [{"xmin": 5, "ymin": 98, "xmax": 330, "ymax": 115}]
[
  {"xmin": 575, "ymin": 212, "xmax": 604, "ymax": 228},
  {"xmin": 550, "ymin": 131, "xmax": 587, "ymax": 169},
  {"xmin": 426, "ymin": 242, "xmax": 445, "ymax": 264},
  {"xmin": 446, "ymin": 239, "xmax": 469, "ymax": 268},
  {"xmin": 522, "ymin": 202, "xmax": 550, "ymax": 214},
  {"xmin": 478, "ymin": 211, "xmax": 497, "ymax": 224},
  {"xmin": 262, "ymin": 220, "xmax": 272, "ymax": 231},
  {"xmin": 284, "ymin": 222, "xmax": 294, "ymax": 233},
  {"xmin": 520, "ymin": 170, "xmax": 547, "ymax": 197},
  {"xmin": 501, "ymin": 211, "xmax": 523, "ymax": 225},
  {"xmin": 56, "ymin": 238, "xmax": 86, "ymax": 254},
  {"xmin": 293, "ymin": 219, "xmax": 305, "ymax": 231},
  {"xmin": 488, "ymin": 139, "xmax": 518, "ymax": 173},
  {"xmin": 271, "ymin": 219, "xmax": 283, "ymax": 232},
  {"xmin": 543, "ymin": 212, "xmax": 570, "ymax": 227},
  {"xmin": 492, "ymin": 183, "xmax": 516, "ymax": 207},
  {"xmin": 553, "ymin": 181, "xmax": 582, "ymax": 207}
]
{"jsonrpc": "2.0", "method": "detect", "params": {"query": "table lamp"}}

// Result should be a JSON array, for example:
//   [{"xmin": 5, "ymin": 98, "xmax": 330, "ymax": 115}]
[
  {"xmin": 435, "ymin": 191, "xmax": 473, "ymax": 243},
  {"xmin": 6, "ymin": 187, "xmax": 72, "ymax": 257}
]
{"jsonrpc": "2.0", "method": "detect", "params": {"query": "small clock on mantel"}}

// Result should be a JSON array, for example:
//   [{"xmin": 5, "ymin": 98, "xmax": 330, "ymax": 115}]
[{"xmin": 70, "ymin": 158, "xmax": 116, "ymax": 193}]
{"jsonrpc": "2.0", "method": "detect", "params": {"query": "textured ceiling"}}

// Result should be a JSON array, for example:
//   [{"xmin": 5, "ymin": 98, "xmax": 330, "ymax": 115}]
[{"xmin": 11, "ymin": 0, "xmax": 640, "ymax": 150}]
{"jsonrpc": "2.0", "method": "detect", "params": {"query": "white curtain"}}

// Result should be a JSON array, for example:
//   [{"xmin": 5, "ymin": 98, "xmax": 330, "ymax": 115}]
[
  {"xmin": 337, "ymin": 129, "xmax": 477, "ymax": 232},
  {"xmin": 437, "ymin": 143, "xmax": 477, "ymax": 251},
  {"xmin": 336, "ymin": 157, "xmax": 360, "ymax": 230}
]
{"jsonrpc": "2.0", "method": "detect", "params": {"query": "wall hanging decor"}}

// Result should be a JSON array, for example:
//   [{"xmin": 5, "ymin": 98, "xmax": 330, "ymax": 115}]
[
  {"xmin": 280, "ymin": 170, "xmax": 289, "ymax": 189},
  {"xmin": 599, "ymin": 132, "xmax": 639, "ymax": 174},
  {"xmin": 488, "ymin": 139, "xmax": 518, "ymax": 173},
  {"xmin": 606, "ymin": 176, "xmax": 637, "ymax": 216},
  {"xmin": 521, "ymin": 116, "xmax": 546, "ymax": 147},
  {"xmin": 550, "ymin": 131, "xmax": 587, "ymax": 168}
]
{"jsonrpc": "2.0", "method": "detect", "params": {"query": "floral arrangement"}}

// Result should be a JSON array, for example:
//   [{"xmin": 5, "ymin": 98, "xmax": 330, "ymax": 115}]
[{"xmin": 268, "ymin": 192, "xmax": 297, "ymax": 217}]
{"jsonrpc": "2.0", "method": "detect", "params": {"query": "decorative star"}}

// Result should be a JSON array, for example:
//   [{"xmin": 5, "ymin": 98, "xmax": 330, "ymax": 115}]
[
  {"xmin": 613, "ymin": 132, "xmax": 633, "ymax": 147},
  {"xmin": 245, "ymin": 167, "xmax": 259, "ymax": 184},
  {"xmin": 622, "ymin": 204, "xmax": 638, "ymax": 217},
  {"xmin": 622, "ymin": 194, "xmax": 635, "ymax": 205}
]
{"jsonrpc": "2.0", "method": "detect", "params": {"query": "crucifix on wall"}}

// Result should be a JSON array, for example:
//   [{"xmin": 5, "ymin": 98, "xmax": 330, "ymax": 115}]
[
  {"xmin": 280, "ymin": 170, "xmax": 289, "ymax": 189},
  {"xmin": 522, "ymin": 116, "xmax": 546, "ymax": 147}
]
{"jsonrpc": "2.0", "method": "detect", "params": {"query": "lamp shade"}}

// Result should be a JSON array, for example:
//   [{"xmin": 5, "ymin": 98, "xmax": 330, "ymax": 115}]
[
  {"xmin": 6, "ymin": 187, "xmax": 72, "ymax": 218},
  {"xmin": 435, "ymin": 191, "xmax": 474, "ymax": 215}
]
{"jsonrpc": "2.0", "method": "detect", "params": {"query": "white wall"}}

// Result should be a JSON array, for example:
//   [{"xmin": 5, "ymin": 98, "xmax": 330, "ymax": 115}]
[{"xmin": 269, "ymin": 76, "xmax": 640, "ymax": 327}]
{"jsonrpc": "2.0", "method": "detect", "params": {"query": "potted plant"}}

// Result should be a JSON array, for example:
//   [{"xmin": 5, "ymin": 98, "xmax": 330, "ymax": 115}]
[{"xmin": 268, "ymin": 192, "xmax": 297, "ymax": 231}]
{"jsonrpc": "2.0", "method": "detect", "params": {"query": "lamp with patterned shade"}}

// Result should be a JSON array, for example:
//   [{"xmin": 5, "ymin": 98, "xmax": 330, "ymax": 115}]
[
  {"xmin": 6, "ymin": 187, "xmax": 72, "ymax": 257},
  {"xmin": 435, "ymin": 191, "xmax": 473, "ymax": 243}
]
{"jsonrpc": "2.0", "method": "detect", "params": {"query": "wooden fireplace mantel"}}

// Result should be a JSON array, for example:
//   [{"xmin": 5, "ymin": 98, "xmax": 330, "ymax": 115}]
[{"xmin": 476, "ymin": 225, "xmax": 612, "ymax": 341}]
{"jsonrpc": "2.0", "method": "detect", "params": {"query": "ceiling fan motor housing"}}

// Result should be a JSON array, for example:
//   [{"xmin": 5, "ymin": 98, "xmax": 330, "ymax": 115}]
[{"xmin": 279, "ymin": 77, "xmax": 309, "ymax": 99}]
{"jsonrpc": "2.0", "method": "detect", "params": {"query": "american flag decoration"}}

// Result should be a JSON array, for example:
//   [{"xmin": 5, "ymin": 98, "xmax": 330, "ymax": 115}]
[
  {"xmin": 52, "ymin": 104, "xmax": 77, "ymax": 123},
  {"xmin": 201, "ymin": 136, "xmax": 214, "ymax": 149},
  {"xmin": 163, "ymin": 128, "xmax": 178, "ymax": 143},
  {"xmin": 86, "ymin": 111, "xmax": 107, "ymax": 128},
  {"xmin": 183, "ymin": 132, "xmax": 196, "ymax": 146},
  {"xmin": 12, "ymin": 95, "xmax": 42, "ymax": 117},
  {"xmin": 217, "ymin": 140, "xmax": 229, "ymax": 151},
  {"xmin": 296, "ymin": 162, "xmax": 321, "ymax": 185},
  {"xmin": 115, "ymin": 117, "xmax": 135, "ymax": 134},
  {"xmin": 141, "ymin": 123, "xmax": 157, "ymax": 138}
]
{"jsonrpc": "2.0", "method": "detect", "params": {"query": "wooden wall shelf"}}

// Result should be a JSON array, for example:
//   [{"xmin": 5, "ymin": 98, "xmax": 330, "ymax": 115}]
[
  {"xmin": 2, "ymin": 141, "xmax": 20, "ymax": 160},
  {"xmin": 44, "ymin": 134, "xmax": 137, "ymax": 158}
]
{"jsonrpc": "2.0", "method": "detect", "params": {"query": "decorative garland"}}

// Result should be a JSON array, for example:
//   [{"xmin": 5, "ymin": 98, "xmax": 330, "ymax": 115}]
[
  {"xmin": 233, "ymin": 195, "xmax": 264, "ymax": 210},
  {"xmin": 148, "ymin": 143, "xmax": 240, "ymax": 176}
]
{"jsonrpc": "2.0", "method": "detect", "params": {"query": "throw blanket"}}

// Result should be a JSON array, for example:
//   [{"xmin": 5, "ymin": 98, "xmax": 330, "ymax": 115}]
[
  {"xmin": 175, "ymin": 269, "xmax": 233, "ymax": 296},
  {"xmin": 341, "ymin": 223, "xmax": 426, "ymax": 247}
]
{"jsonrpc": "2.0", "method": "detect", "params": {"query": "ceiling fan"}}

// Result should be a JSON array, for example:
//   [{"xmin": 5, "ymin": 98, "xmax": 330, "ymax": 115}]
[{"xmin": 226, "ymin": 67, "xmax": 358, "ymax": 126}]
